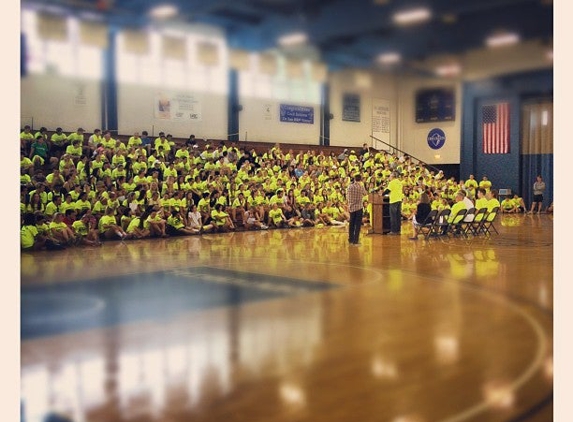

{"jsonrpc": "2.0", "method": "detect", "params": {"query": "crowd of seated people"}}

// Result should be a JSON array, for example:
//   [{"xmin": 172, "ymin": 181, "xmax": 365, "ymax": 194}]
[{"xmin": 20, "ymin": 125, "xmax": 508, "ymax": 251}]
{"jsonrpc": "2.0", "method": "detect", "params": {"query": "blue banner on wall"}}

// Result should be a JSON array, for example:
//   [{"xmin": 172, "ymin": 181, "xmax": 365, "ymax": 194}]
[
  {"xmin": 280, "ymin": 104, "xmax": 314, "ymax": 124},
  {"xmin": 342, "ymin": 93, "xmax": 361, "ymax": 122}
]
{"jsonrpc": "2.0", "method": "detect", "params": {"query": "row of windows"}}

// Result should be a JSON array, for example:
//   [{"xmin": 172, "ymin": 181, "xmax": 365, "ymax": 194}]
[{"xmin": 22, "ymin": 9, "xmax": 322, "ymax": 103}]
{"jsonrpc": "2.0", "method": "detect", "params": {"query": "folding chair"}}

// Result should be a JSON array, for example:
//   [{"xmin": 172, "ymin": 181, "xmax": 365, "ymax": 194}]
[
  {"xmin": 417, "ymin": 209, "xmax": 438, "ymax": 238},
  {"xmin": 446, "ymin": 208, "xmax": 468, "ymax": 237},
  {"xmin": 461, "ymin": 207, "xmax": 476, "ymax": 238},
  {"xmin": 480, "ymin": 206, "xmax": 500, "ymax": 236},
  {"xmin": 425, "ymin": 208, "xmax": 451, "ymax": 239},
  {"xmin": 466, "ymin": 207, "xmax": 488, "ymax": 236}
]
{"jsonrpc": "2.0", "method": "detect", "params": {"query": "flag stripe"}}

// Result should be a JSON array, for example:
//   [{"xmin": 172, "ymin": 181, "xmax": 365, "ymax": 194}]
[{"xmin": 482, "ymin": 103, "xmax": 509, "ymax": 154}]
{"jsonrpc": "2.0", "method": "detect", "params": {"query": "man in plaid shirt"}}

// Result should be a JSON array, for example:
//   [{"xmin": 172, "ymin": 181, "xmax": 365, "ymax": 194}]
[{"xmin": 347, "ymin": 174, "xmax": 368, "ymax": 245}]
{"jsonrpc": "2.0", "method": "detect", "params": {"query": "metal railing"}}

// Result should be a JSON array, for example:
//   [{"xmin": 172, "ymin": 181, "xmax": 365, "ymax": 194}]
[{"xmin": 370, "ymin": 135, "xmax": 442, "ymax": 174}]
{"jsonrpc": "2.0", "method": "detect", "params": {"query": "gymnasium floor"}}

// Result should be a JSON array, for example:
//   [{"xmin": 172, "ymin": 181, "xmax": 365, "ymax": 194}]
[{"xmin": 20, "ymin": 213, "xmax": 554, "ymax": 422}]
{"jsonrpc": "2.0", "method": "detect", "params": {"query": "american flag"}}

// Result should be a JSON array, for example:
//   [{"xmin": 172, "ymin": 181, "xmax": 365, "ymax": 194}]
[{"xmin": 482, "ymin": 103, "xmax": 510, "ymax": 154}]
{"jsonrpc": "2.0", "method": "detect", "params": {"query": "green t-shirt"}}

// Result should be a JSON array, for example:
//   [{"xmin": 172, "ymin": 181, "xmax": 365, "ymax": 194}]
[{"xmin": 31, "ymin": 141, "xmax": 49, "ymax": 158}]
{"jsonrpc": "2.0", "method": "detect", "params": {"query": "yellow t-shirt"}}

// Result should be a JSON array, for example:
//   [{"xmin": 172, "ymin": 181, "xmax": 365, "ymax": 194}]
[
  {"xmin": 21, "ymin": 225, "xmax": 38, "ymax": 249},
  {"xmin": 72, "ymin": 220, "xmax": 89, "ymax": 236},
  {"xmin": 269, "ymin": 208, "xmax": 284, "ymax": 224},
  {"xmin": 387, "ymin": 178, "xmax": 404, "ymax": 204},
  {"xmin": 98, "ymin": 215, "xmax": 118, "ymax": 233}
]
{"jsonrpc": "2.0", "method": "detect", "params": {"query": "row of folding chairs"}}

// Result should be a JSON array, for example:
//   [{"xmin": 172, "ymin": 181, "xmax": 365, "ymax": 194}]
[{"xmin": 419, "ymin": 206, "xmax": 500, "ymax": 240}]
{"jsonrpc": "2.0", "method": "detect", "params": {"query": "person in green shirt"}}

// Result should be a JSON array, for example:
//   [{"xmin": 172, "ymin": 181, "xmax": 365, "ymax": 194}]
[{"xmin": 29, "ymin": 135, "xmax": 50, "ymax": 167}]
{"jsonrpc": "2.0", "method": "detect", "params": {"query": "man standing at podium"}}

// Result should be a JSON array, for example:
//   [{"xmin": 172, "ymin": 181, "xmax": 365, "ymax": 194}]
[
  {"xmin": 347, "ymin": 174, "xmax": 368, "ymax": 245},
  {"xmin": 384, "ymin": 171, "xmax": 404, "ymax": 235}
]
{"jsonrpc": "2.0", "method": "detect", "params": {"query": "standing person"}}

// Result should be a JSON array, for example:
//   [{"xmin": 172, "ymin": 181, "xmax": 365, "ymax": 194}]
[
  {"xmin": 529, "ymin": 175, "xmax": 546, "ymax": 214},
  {"xmin": 384, "ymin": 171, "xmax": 404, "ymax": 235},
  {"xmin": 346, "ymin": 174, "xmax": 368, "ymax": 245}
]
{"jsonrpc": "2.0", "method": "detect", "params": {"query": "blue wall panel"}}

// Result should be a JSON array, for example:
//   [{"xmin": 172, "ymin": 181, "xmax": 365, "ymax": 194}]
[{"xmin": 461, "ymin": 70, "xmax": 553, "ymax": 195}]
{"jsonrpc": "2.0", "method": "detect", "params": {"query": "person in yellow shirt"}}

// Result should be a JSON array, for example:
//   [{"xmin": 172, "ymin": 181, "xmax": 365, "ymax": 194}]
[
  {"xmin": 50, "ymin": 127, "xmax": 68, "ymax": 159},
  {"xmin": 268, "ymin": 202, "xmax": 287, "ymax": 228},
  {"xmin": 501, "ymin": 196, "xmax": 517, "ymax": 213},
  {"xmin": 474, "ymin": 188, "xmax": 488, "ymax": 212},
  {"xmin": 447, "ymin": 191, "xmax": 468, "ymax": 224},
  {"xmin": 210, "ymin": 203, "xmax": 235, "ymax": 232},
  {"xmin": 101, "ymin": 131, "xmax": 117, "ymax": 160},
  {"xmin": 65, "ymin": 140, "xmax": 83, "ymax": 160},
  {"xmin": 512, "ymin": 194, "xmax": 526, "ymax": 213},
  {"xmin": 145, "ymin": 208, "xmax": 169, "ymax": 238},
  {"xmin": 72, "ymin": 213, "xmax": 102, "ymax": 246},
  {"xmin": 45, "ymin": 196, "xmax": 63, "ymax": 218},
  {"xmin": 479, "ymin": 176, "xmax": 492, "ymax": 192},
  {"xmin": 383, "ymin": 171, "xmax": 404, "ymax": 235},
  {"xmin": 67, "ymin": 127, "xmax": 85, "ymax": 146},
  {"xmin": 20, "ymin": 125, "xmax": 35, "ymax": 155},
  {"xmin": 166, "ymin": 210, "xmax": 197, "ymax": 236},
  {"xmin": 87, "ymin": 128, "xmax": 103, "ymax": 156},
  {"xmin": 127, "ymin": 131, "xmax": 143, "ymax": 148},
  {"xmin": 75, "ymin": 192, "xmax": 92, "ymax": 214},
  {"xmin": 111, "ymin": 164, "xmax": 127, "ymax": 181},
  {"xmin": 98, "ymin": 207, "xmax": 130, "ymax": 240},
  {"xmin": 49, "ymin": 212, "xmax": 76, "ymax": 245},
  {"xmin": 154, "ymin": 132, "xmax": 171, "ymax": 156},
  {"xmin": 21, "ymin": 213, "xmax": 46, "ymax": 250},
  {"xmin": 486, "ymin": 189, "xmax": 501, "ymax": 212}
]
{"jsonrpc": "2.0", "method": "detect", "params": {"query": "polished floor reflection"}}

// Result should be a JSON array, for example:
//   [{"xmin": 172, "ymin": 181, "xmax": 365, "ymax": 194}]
[{"xmin": 21, "ymin": 213, "xmax": 553, "ymax": 422}]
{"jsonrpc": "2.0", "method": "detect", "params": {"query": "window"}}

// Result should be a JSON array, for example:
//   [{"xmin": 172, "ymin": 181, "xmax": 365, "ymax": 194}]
[{"xmin": 21, "ymin": 9, "xmax": 104, "ymax": 80}]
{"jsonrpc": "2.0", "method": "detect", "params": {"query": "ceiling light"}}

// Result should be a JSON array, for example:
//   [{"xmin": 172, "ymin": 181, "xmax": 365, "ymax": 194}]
[
  {"xmin": 377, "ymin": 52, "xmax": 401, "ymax": 64},
  {"xmin": 435, "ymin": 63, "xmax": 461, "ymax": 77},
  {"xmin": 392, "ymin": 8, "xmax": 432, "ymax": 25},
  {"xmin": 148, "ymin": 4, "xmax": 178, "ymax": 20},
  {"xmin": 486, "ymin": 32, "xmax": 520, "ymax": 48},
  {"xmin": 278, "ymin": 32, "xmax": 308, "ymax": 47}
]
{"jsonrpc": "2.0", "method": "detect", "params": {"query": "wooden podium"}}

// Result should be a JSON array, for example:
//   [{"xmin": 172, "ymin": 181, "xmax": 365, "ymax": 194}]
[{"xmin": 369, "ymin": 193, "xmax": 390, "ymax": 234}]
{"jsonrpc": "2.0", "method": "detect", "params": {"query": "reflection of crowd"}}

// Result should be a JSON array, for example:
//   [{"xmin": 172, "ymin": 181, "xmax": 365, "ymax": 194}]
[{"xmin": 20, "ymin": 126, "xmax": 515, "ymax": 251}]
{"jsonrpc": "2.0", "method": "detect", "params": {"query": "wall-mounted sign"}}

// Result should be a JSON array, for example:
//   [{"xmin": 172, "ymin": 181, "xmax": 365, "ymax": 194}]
[
  {"xmin": 279, "ymin": 104, "xmax": 314, "ymax": 124},
  {"xmin": 427, "ymin": 128, "xmax": 446, "ymax": 150},
  {"xmin": 342, "ymin": 93, "xmax": 360, "ymax": 122}
]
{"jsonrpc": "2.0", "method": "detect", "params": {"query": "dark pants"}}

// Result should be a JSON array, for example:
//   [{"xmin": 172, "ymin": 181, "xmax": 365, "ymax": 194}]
[
  {"xmin": 348, "ymin": 209, "xmax": 363, "ymax": 244},
  {"xmin": 389, "ymin": 201, "xmax": 402, "ymax": 233}
]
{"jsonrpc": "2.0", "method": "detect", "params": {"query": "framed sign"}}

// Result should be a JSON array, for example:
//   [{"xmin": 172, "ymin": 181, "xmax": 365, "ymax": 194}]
[
  {"xmin": 342, "ymin": 93, "xmax": 360, "ymax": 122},
  {"xmin": 415, "ymin": 88, "xmax": 455, "ymax": 123}
]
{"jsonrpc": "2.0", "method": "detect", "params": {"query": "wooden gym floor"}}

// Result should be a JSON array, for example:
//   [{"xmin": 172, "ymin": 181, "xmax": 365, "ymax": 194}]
[{"xmin": 20, "ymin": 213, "xmax": 554, "ymax": 422}]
